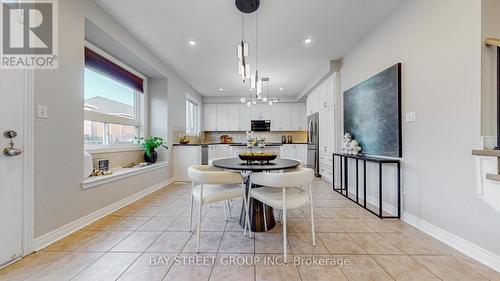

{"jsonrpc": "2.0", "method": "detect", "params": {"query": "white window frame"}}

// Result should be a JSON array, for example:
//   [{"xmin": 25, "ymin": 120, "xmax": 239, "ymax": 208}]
[
  {"xmin": 84, "ymin": 42, "xmax": 148, "ymax": 153},
  {"xmin": 186, "ymin": 94, "xmax": 200, "ymax": 136}
]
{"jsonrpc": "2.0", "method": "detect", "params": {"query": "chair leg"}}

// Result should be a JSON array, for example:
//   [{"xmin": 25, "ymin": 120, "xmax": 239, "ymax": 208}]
[
  {"xmin": 282, "ymin": 188, "xmax": 287, "ymax": 264},
  {"xmin": 246, "ymin": 179, "xmax": 253, "ymax": 238},
  {"xmin": 189, "ymin": 182, "xmax": 194, "ymax": 232},
  {"xmin": 196, "ymin": 185, "xmax": 203, "ymax": 254},
  {"xmin": 228, "ymin": 199, "xmax": 232, "ymax": 219},
  {"xmin": 223, "ymin": 200, "xmax": 228, "ymax": 222},
  {"xmin": 242, "ymin": 185, "xmax": 252, "ymax": 238},
  {"xmin": 309, "ymin": 183, "xmax": 316, "ymax": 246}
]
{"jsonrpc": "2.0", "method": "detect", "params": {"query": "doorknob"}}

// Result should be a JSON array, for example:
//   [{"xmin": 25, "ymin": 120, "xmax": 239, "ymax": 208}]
[{"xmin": 3, "ymin": 130, "xmax": 22, "ymax": 157}]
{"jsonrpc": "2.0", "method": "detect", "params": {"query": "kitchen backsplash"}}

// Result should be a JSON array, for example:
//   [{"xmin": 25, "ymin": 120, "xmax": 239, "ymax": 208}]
[{"xmin": 203, "ymin": 131, "xmax": 308, "ymax": 143}]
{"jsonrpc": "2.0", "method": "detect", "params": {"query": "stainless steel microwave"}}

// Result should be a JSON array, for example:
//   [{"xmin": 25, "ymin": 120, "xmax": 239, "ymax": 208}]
[{"xmin": 251, "ymin": 120, "xmax": 271, "ymax": 131}]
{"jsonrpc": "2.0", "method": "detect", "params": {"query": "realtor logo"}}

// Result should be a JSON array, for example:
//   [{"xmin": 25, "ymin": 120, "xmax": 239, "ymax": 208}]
[{"xmin": 1, "ymin": 0, "xmax": 58, "ymax": 69}]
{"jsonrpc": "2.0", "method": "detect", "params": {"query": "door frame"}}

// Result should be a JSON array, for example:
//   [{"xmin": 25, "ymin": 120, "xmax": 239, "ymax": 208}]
[{"xmin": 21, "ymin": 69, "xmax": 35, "ymax": 256}]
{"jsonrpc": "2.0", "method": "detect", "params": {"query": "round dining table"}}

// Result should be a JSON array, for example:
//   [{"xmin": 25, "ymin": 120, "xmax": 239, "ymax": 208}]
[{"xmin": 211, "ymin": 158, "xmax": 300, "ymax": 232}]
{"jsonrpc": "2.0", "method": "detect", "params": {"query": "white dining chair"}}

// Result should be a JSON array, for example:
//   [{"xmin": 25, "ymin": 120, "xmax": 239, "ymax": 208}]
[
  {"xmin": 247, "ymin": 167, "xmax": 315, "ymax": 263},
  {"xmin": 188, "ymin": 165, "xmax": 252, "ymax": 253}
]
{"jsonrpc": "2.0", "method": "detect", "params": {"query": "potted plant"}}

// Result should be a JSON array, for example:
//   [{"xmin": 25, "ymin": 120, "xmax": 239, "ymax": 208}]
[{"xmin": 136, "ymin": 137, "xmax": 168, "ymax": 163}]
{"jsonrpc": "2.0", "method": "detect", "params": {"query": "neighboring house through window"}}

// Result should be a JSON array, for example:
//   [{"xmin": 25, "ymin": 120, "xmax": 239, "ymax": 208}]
[
  {"xmin": 186, "ymin": 96, "xmax": 199, "ymax": 135},
  {"xmin": 84, "ymin": 43, "xmax": 147, "ymax": 148}
]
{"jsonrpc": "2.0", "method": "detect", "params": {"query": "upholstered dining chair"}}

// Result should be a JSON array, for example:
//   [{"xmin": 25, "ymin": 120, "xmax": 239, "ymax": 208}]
[
  {"xmin": 247, "ymin": 167, "xmax": 316, "ymax": 263},
  {"xmin": 188, "ymin": 165, "xmax": 252, "ymax": 253}
]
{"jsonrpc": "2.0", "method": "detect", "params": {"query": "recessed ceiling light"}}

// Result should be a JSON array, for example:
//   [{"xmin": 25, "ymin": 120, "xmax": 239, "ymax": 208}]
[
  {"xmin": 279, "ymin": 88, "xmax": 284, "ymax": 91},
  {"xmin": 188, "ymin": 40, "xmax": 197, "ymax": 46},
  {"xmin": 249, "ymin": 88, "xmax": 253, "ymax": 91},
  {"xmin": 219, "ymin": 88, "xmax": 224, "ymax": 91},
  {"xmin": 304, "ymin": 38, "xmax": 312, "ymax": 44}
]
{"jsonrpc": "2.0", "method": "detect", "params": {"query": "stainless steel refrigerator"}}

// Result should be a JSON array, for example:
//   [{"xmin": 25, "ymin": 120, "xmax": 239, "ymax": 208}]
[{"xmin": 307, "ymin": 113, "xmax": 320, "ymax": 176}]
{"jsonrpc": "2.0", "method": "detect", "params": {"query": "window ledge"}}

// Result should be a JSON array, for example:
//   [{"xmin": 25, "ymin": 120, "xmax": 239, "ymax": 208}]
[
  {"xmin": 85, "ymin": 145, "xmax": 143, "ymax": 154},
  {"xmin": 81, "ymin": 161, "xmax": 168, "ymax": 189}
]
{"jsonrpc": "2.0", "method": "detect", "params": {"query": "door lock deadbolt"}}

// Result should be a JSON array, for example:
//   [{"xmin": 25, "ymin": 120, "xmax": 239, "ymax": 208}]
[{"xmin": 3, "ymin": 130, "xmax": 22, "ymax": 157}]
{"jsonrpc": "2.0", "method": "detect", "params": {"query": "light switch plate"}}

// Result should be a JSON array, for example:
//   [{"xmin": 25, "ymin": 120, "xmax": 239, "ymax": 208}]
[
  {"xmin": 37, "ymin": 105, "xmax": 48, "ymax": 119},
  {"xmin": 405, "ymin": 112, "xmax": 416, "ymax": 123}
]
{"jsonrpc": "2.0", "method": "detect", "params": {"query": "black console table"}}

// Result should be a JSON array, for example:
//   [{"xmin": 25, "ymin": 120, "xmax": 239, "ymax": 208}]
[{"xmin": 332, "ymin": 153, "xmax": 401, "ymax": 219}]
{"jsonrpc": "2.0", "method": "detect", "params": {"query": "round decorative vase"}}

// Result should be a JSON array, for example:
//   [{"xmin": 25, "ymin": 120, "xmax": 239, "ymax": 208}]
[{"xmin": 144, "ymin": 150, "xmax": 158, "ymax": 163}]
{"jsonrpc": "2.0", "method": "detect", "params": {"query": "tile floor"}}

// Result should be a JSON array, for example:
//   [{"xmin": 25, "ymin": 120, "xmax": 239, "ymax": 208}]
[{"xmin": 1, "ymin": 179, "xmax": 499, "ymax": 281}]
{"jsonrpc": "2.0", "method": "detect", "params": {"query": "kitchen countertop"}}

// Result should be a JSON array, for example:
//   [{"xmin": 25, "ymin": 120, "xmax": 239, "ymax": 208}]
[{"xmin": 172, "ymin": 142, "xmax": 308, "ymax": 146}]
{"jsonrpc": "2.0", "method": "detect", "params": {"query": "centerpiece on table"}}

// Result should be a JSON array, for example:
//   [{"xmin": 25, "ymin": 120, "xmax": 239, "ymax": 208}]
[
  {"xmin": 136, "ymin": 136, "xmax": 168, "ymax": 163},
  {"xmin": 239, "ymin": 132, "xmax": 277, "ymax": 164}
]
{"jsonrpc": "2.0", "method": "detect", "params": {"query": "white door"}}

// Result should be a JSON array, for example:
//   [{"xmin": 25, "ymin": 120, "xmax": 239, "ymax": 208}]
[{"xmin": 0, "ymin": 70, "xmax": 26, "ymax": 266}]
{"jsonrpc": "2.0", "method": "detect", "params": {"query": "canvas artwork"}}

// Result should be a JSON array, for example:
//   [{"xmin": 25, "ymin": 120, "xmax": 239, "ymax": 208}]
[{"xmin": 343, "ymin": 63, "xmax": 402, "ymax": 158}]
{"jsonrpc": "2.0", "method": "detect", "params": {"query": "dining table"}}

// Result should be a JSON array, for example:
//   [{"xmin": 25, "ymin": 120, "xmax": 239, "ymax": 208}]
[{"xmin": 211, "ymin": 157, "xmax": 300, "ymax": 232}]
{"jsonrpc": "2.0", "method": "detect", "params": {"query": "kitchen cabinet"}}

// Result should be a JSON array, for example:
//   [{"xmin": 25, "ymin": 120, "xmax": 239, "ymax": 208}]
[
  {"xmin": 238, "ymin": 104, "xmax": 251, "ymax": 131},
  {"xmin": 173, "ymin": 146, "xmax": 202, "ymax": 181},
  {"xmin": 204, "ymin": 104, "xmax": 217, "ymax": 131},
  {"xmin": 203, "ymin": 102, "xmax": 307, "ymax": 132},
  {"xmin": 280, "ymin": 144, "xmax": 307, "ymax": 164},
  {"xmin": 208, "ymin": 144, "xmax": 232, "ymax": 162},
  {"xmin": 319, "ymin": 107, "xmax": 335, "ymax": 153},
  {"xmin": 290, "ymin": 103, "xmax": 307, "ymax": 131},
  {"xmin": 306, "ymin": 73, "xmax": 335, "ymax": 116}
]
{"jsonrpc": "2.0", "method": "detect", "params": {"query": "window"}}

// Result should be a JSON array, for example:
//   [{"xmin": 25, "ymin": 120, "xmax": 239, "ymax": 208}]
[
  {"xmin": 84, "ymin": 44, "xmax": 146, "ymax": 147},
  {"xmin": 186, "ymin": 97, "xmax": 199, "ymax": 135}
]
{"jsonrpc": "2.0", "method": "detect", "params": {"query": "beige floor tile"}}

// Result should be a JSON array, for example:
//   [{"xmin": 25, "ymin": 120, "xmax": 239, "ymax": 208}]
[
  {"xmin": 349, "ymin": 233, "xmax": 404, "ymax": 254},
  {"xmin": 219, "ymin": 231, "xmax": 254, "ymax": 253},
  {"xmin": 454, "ymin": 254, "xmax": 500, "ymax": 281},
  {"xmin": 318, "ymin": 233, "xmax": 366, "ymax": 254},
  {"xmin": 43, "ymin": 230, "xmax": 98, "ymax": 252},
  {"xmin": 24, "ymin": 252, "xmax": 103, "ymax": 281},
  {"xmin": 288, "ymin": 218, "xmax": 313, "ymax": 233},
  {"xmin": 363, "ymin": 219, "xmax": 418, "ymax": 233},
  {"xmin": 76, "ymin": 230, "xmax": 132, "ymax": 252},
  {"xmin": 82, "ymin": 215, "xmax": 122, "ymax": 231},
  {"xmin": 381, "ymin": 232, "xmax": 455, "ymax": 255},
  {"xmin": 200, "ymin": 218, "xmax": 228, "ymax": 232},
  {"xmin": 413, "ymin": 255, "xmax": 490, "ymax": 281},
  {"xmin": 163, "ymin": 254, "xmax": 215, "ymax": 281},
  {"xmin": 288, "ymin": 233, "xmax": 329, "ymax": 254},
  {"xmin": 72, "ymin": 252, "xmax": 140, "ymax": 281},
  {"xmin": 137, "ymin": 216, "xmax": 176, "ymax": 231},
  {"xmin": 324, "ymin": 208, "xmax": 360, "ymax": 219},
  {"xmin": 315, "ymin": 218, "xmax": 344, "ymax": 232},
  {"xmin": 0, "ymin": 252, "xmax": 65, "ymax": 281},
  {"xmin": 117, "ymin": 253, "xmax": 176, "ymax": 281},
  {"xmin": 109, "ymin": 216, "xmax": 151, "ymax": 231},
  {"xmin": 296, "ymin": 255, "xmax": 348, "ymax": 281},
  {"xmin": 339, "ymin": 255, "xmax": 394, "ymax": 281},
  {"xmin": 110, "ymin": 231, "xmax": 162, "ymax": 252},
  {"xmin": 255, "ymin": 255, "xmax": 301, "ymax": 281},
  {"xmin": 373, "ymin": 255, "xmax": 440, "ymax": 281},
  {"xmin": 255, "ymin": 232, "xmax": 291, "ymax": 254},
  {"xmin": 210, "ymin": 254, "xmax": 254, "ymax": 281},
  {"xmin": 167, "ymin": 216, "xmax": 196, "ymax": 231},
  {"xmin": 112, "ymin": 206, "xmax": 142, "ymax": 217},
  {"xmin": 131, "ymin": 206, "xmax": 162, "ymax": 217},
  {"xmin": 146, "ymin": 231, "xmax": 193, "ymax": 252},
  {"xmin": 335, "ymin": 219, "xmax": 377, "ymax": 232},
  {"xmin": 224, "ymin": 221, "xmax": 246, "ymax": 232},
  {"xmin": 182, "ymin": 232, "xmax": 224, "ymax": 253}
]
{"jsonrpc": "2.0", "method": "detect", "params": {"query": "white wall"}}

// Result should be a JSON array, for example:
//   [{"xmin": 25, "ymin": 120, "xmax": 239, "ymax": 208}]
[
  {"xmin": 340, "ymin": 0, "xmax": 500, "ymax": 262},
  {"xmin": 33, "ymin": 0, "xmax": 201, "ymax": 238},
  {"xmin": 481, "ymin": 0, "xmax": 500, "ymax": 136}
]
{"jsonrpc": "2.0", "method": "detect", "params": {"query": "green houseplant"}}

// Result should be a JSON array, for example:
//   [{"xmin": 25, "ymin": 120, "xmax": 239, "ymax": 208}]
[{"xmin": 136, "ymin": 137, "xmax": 168, "ymax": 163}]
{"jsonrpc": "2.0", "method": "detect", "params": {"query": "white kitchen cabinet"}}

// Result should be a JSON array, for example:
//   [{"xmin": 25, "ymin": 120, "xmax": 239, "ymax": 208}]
[
  {"xmin": 289, "ymin": 103, "xmax": 307, "ymax": 131},
  {"xmin": 306, "ymin": 74, "xmax": 335, "ymax": 115},
  {"xmin": 280, "ymin": 144, "xmax": 307, "ymax": 164},
  {"xmin": 319, "ymin": 107, "xmax": 335, "ymax": 153},
  {"xmin": 271, "ymin": 103, "xmax": 290, "ymax": 131},
  {"xmin": 204, "ymin": 104, "xmax": 217, "ymax": 131},
  {"xmin": 173, "ymin": 146, "xmax": 202, "ymax": 181},
  {"xmin": 238, "ymin": 104, "xmax": 251, "ymax": 131},
  {"xmin": 208, "ymin": 144, "xmax": 232, "ymax": 162},
  {"xmin": 216, "ymin": 104, "xmax": 228, "ymax": 131},
  {"xmin": 227, "ymin": 104, "xmax": 240, "ymax": 131},
  {"xmin": 251, "ymin": 104, "xmax": 270, "ymax": 120}
]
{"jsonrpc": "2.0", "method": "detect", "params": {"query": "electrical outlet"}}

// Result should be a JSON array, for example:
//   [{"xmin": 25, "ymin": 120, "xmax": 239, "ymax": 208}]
[
  {"xmin": 405, "ymin": 112, "xmax": 416, "ymax": 123},
  {"xmin": 37, "ymin": 105, "xmax": 48, "ymax": 119}
]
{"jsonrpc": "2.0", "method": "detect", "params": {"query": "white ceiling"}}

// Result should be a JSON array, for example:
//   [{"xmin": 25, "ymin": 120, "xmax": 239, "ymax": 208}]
[{"xmin": 94, "ymin": 0, "xmax": 402, "ymax": 98}]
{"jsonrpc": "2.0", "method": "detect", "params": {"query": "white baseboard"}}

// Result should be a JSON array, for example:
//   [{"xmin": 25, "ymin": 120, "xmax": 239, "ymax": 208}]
[
  {"xmin": 32, "ymin": 178, "xmax": 174, "ymax": 251},
  {"xmin": 341, "ymin": 187, "xmax": 500, "ymax": 272}
]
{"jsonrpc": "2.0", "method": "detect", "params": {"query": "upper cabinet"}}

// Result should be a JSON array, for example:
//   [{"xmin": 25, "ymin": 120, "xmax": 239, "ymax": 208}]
[
  {"xmin": 307, "ymin": 74, "xmax": 335, "ymax": 116},
  {"xmin": 203, "ymin": 102, "xmax": 306, "ymax": 132}
]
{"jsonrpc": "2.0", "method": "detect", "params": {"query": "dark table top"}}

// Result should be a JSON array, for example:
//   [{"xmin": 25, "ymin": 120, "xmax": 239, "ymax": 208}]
[{"xmin": 212, "ymin": 158, "xmax": 300, "ymax": 172}]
